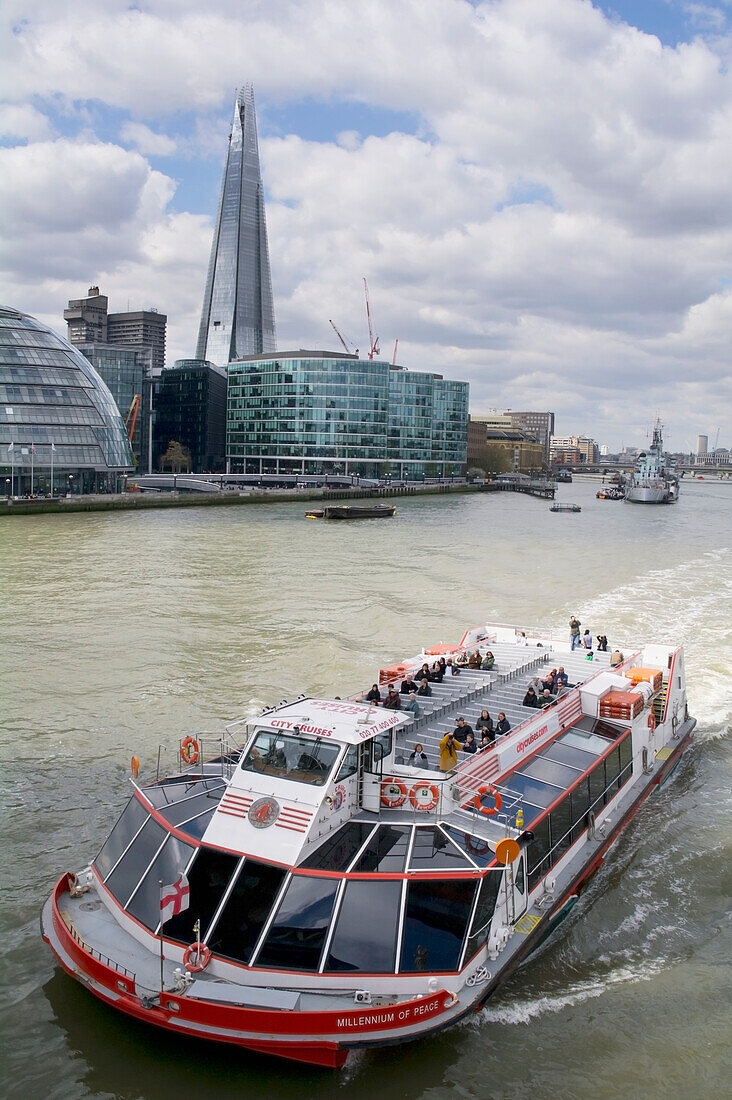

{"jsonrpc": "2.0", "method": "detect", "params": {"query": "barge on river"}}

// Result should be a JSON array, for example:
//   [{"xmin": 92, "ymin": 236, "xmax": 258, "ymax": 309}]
[{"xmin": 42, "ymin": 623, "xmax": 695, "ymax": 1068}]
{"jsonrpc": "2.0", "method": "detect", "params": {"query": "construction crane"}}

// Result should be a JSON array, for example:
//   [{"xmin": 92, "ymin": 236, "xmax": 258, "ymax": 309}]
[
  {"xmin": 329, "ymin": 319, "xmax": 358, "ymax": 357},
  {"xmin": 392, "ymin": 339, "xmax": 399, "ymax": 366},
  {"xmin": 363, "ymin": 277, "xmax": 380, "ymax": 360},
  {"xmin": 124, "ymin": 394, "xmax": 141, "ymax": 442}
]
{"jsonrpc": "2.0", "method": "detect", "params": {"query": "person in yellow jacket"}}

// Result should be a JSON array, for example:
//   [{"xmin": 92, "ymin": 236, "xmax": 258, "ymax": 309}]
[{"xmin": 439, "ymin": 731, "xmax": 461, "ymax": 771}]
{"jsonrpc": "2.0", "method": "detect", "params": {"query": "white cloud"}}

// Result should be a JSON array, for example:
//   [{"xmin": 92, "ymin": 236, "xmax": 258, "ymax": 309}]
[
  {"xmin": 0, "ymin": 102, "xmax": 52, "ymax": 140},
  {"xmin": 119, "ymin": 121, "xmax": 177, "ymax": 157}
]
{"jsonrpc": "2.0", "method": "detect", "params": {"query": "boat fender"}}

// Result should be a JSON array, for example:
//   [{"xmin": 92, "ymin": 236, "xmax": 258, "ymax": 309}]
[
  {"xmin": 380, "ymin": 778, "xmax": 407, "ymax": 808},
  {"xmin": 647, "ymin": 712, "xmax": 656, "ymax": 732},
  {"xmin": 183, "ymin": 942, "xmax": 211, "ymax": 973},
  {"xmin": 587, "ymin": 811, "xmax": 596, "ymax": 840},
  {"xmin": 409, "ymin": 783, "xmax": 440, "ymax": 812},
  {"xmin": 474, "ymin": 785, "xmax": 502, "ymax": 817},
  {"xmin": 130, "ymin": 755, "xmax": 140, "ymax": 779},
  {"xmin": 642, "ymin": 746, "xmax": 654, "ymax": 775},
  {"xmin": 180, "ymin": 736, "xmax": 200, "ymax": 765}
]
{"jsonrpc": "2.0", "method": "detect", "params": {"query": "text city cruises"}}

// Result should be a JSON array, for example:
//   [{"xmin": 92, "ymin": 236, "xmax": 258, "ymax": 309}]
[
  {"xmin": 42, "ymin": 623, "xmax": 696, "ymax": 1068},
  {"xmin": 625, "ymin": 419, "xmax": 679, "ymax": 504}
]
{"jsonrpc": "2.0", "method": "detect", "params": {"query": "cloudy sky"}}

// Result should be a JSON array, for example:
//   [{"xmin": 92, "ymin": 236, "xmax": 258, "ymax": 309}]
[{"xmin": 1, "ymin": 0, "xmax": 730, "ymax": 452}]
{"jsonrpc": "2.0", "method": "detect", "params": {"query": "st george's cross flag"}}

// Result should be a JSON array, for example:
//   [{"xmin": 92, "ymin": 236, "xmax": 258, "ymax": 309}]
[{"xmin": 160, "ymin": 872, "xmax": 190, "ymax": 923}]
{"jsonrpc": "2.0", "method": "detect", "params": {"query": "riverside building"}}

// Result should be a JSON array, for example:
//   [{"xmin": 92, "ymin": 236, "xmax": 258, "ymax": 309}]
[
  {"xmin": 226, "ymin": 352, "xmax": 468, "ymax": 479},
  {"xmin": 154, "ymin": 360, "xmax": 227, "ymax": 473}
]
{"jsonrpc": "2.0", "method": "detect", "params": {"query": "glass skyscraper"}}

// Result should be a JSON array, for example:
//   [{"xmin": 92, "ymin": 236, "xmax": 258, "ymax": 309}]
[{"xmin": 196, "ymin": 85, "xmax": 276, "ymax": 365}]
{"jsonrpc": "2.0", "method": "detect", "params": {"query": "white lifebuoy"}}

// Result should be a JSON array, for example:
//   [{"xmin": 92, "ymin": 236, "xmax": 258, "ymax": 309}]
[
  {"xmin": 409, "ymin": 783, "xmax": 440, "ymax": 812},
  {"xmin": 380, "ymin": 778, "xmax": 407, "ymax": 808}
]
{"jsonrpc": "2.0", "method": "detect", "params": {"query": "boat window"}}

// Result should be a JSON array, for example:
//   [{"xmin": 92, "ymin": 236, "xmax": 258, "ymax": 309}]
[
  {"xmin": 157, "ymin": 785, "xmax": 226, "ymax": 827},
  {"xmin": 373, "ymin": 730, "xmax": 393, "ymax": 762},
  {"xmin": 569, "ymin": 778, "xmax": 592, "ymax": 842},
  {"xmin": 141, "ymin": 777, "xmax": 223, "ymax": 809},
  {"xmin": 165, "ymin": 848, "xmax": 240, "ymax": 945},
  {"xmin": 93, "ymin": 797, "xmax": 149, "ymax": 880},
  {"xmin": 351, "ymin": 825, "xmax": 411, "ymax": 873},
  {"xmin": 399, "ymin": 879, "xmax": 477, "ymax": 973},
  {"xmin": 207, "ymin": 859, "xmax": 286, "ymax": 965},
  {"xmin": 104, "ymin": 818, "xmax": 167, "ymax": 906},
  {"xmin": 441, "ymin": 825, "xmax": 497, "ymax": 868},
  {"xmin": 325, "ymin": 880, "xmax": 402, "ymax": 973},
  {"xmin": 526, "ymin": 815, "xmax": 552, "ymax": 890},
  {"xmin": 514, "ymin": 854, "xmax": 525, "ymax": 895},
  {"xmin": 127, "ymin": 834, "xmax": 194, "ymax": 930},
  {"xmin": 464, "ymin": 872, "xmax": 501, "ymax": 962},
  {"xmin": 255, "ymin": 875, "xmax": 339, "ymax": 971},
  {"xmin": 604, "ymin": 745, "xmax": 622, "ymax": 792},
  {"xmin": 502, "ymin": 772, "xmax": 562, "ymax": 810},
  {"xmin": 334, "ymin": 744, "xmax": 359, "ymax": 782},
  {"xmin": 176, "ymin": 806, "xmax": 218, "ymax": 840},
  {"xmin": 520, "ymin": 757, "xmax": 582, "ymax": 788},
  {"xmin": 541, "ymin": 741, "xmax": 597, "ymax": 772},
  {"xmin": 560, "ymin": 728, "xmax": 613, "ymax": 755},
  {"xmin": 408, "ymin": 827, "xmax": 474, "ymax": 872},
  {"xmin": 548, "ymin": 795, "xmax": 572, "ymax": 862},
  {"xmin": 300, "ymin": 822, "xmax": 376, "ymax": 871},
  {"xmin": 239, "ymin": 731, "xmax": 340, "ymax": 787}
]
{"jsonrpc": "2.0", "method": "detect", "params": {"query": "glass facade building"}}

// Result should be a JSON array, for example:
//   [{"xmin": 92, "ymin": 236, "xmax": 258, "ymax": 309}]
[
  {"xmin": 196, "ymin": 85, "xmax": 276, "ymax": 365},
  {"xmin": 154, "ymin": 359, "xmax": 227, "ymax": 473},
  {"xmin": 227, "ymin": 352, "xmax": 468, "ymax": 478},
  {"xmin": 0, "ymin": 305, "xmax": 134, "ymax": 495},
  {"xmin": 75, "ymin": 343, "xmax": 151, "ymax": 467}
]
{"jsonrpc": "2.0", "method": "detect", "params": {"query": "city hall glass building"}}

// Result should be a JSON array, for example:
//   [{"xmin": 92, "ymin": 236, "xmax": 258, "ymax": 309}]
[{"xmin": 227, "ymin": 352, "xmax": 468, "ymax": 479}]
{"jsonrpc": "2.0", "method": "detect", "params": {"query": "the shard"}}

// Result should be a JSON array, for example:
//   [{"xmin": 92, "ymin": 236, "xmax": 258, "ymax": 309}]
[{"xmin": 196, "ymin": 85, "xmax": 276, "ymax": 364}]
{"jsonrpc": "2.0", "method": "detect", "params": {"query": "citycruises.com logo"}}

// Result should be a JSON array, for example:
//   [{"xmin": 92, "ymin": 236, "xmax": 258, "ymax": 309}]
[{"xmin": 248, "ymin": 796, "xmax": 280, "ymax": 829}]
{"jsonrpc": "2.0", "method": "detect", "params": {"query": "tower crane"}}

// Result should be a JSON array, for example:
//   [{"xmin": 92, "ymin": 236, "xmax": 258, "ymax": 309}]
[
  {"xmin": 124, "ymin": 394, "xmax": 141, "ymax": 442},
  {"xmin": 329, "ymin": 320, "xmax": 358, "ymax": 357},
  {"xmin": 363, "ymin": 277, "xmax": 380, "ymax": 360}
]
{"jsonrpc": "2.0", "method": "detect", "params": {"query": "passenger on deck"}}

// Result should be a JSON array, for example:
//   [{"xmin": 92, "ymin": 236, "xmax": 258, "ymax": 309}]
[
  {"xmin": 468, "ymin": 650, "xmax": 482, "ymax": 669},
  {"xmin": 452, "ymin": 716, "xmax": 474, "ymax": 742},
  {"xmin": 403, "ymin": 692, "xmax": 420, "ymax": 717},
  {"xmin": 516, "ymin": 631, "xmax": 528, "ymax": 645},
  {"xmin": 539, "ymin": 689, "xmax": 554, "ymax": 707},
  {"xmin": 478, "ymin": 732, "xmax": 495, "ymax": 750},
  {"xmin": 542, "ymin": 670, "xmax": 557, "ymax": 694},
  {"xmin": 418, "ymin": 678, "xmax": 432, "ymax": 696},
  {"xmin": 418, "ymin": 662, "xmax": 432, "ymax": 682},
  {"xmin": 455, "ymin": 651, "xmax": 469, "ymax": 668},
  {"xmin": 610, "ymin": 649, "xmax": 624, "ymax": 667},
  {"xmin": 408, "ymin": 743, "xmax": 429, "ymax": 768},
  {"xmin": 582, "ymin": 630, "xmax": 593, "ymax": 651},
  {"xmin": 528, "ymin": 675, "xmax": 544, "ymax": 695},
  {"xmin": 438, "ymin": 657, "xmax": 448, "ymax": 677},
  {"xmin": 476, "ymin": 708, "xmax": 494, "ymax": 735},
  {"xmin": 446, "ymin": 658, "xmax": 461, "ymax": 676},
  {"xmin": 431, "ymin": 661, "xmax": 444, "ymax": 683},
  {"xmin": 462, "ymin": 731, "xmax": 478, "ymax": 754},
  {"xmin": 522, "ymin": 687, "xmax": 539, "ymax": 707},
  {"xmin": 439, "ymin": 731, "xmax": 461, "ymax": 771},
  {"xmin": 400, "ymin": 675, "xmax": 418, "ymax": 694},
  {"xmin": 383, "ymin": 686, "xmax": 402, "ymax": 710},
  {"xmin": 481, "ymin": 651, "xmax": 495, "ymax": 671},
  {"xmin": 596, "ymin": 634, "xmax": 608, "ymax": 652},
  {"xmin": 570, "ymin": 615, "xmax": 582, "ymax": 649},
  {"xmin": 364, "ymin": 683, "xmax": 381, "ymax": 704},
  {"xmin": 556, "ymin": 667, "xmax": 569, "ymax": 687},
  {"xmin": 495, "ymin": 712, "xmax": 511, "ymax": 737}
]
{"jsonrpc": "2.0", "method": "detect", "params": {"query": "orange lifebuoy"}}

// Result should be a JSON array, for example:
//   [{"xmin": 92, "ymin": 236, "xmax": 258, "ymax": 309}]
[
  {"xmin": 409, "ymin": 783, "xmax": 440, "ymax": 812},
  {"xmin": 424, "ymin": 644, "xmax": 456, "ymax": 656},
  {"xmin": 474, "ymin": 785, "xmax": 502, "ymax": 817},
  {"xmin": 380, "ymin": 778, "xmax": 408, "ymax": 808},
  {"xmin": 647, "ymin": 712, "xmax": 656, "ymax": 731},
  {"xmin": 181, "ymin": 736, "xmax": 200, "ymax": 765},
  {"xmin": 183, "ymin": 942, "xmax": 211, "ymax": 972}
]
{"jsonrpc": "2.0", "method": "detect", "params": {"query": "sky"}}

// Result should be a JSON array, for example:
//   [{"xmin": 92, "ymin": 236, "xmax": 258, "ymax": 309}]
[{"xmin": 1, "ymin": 0, "xmax": 730, "ymax": 453}]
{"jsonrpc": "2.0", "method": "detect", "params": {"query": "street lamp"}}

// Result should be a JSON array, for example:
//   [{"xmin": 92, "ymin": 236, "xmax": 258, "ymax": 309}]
[
  {"xmin": 5, "ymin": 478, "xmax": 9, "ymax": 500},
  {"xmin": 68, "ymin": 474, "xmax": 73, "ymax": 495}
]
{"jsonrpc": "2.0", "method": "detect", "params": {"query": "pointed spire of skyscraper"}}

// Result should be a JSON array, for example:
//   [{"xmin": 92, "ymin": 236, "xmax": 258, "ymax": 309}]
[{"xmin": 196, "ymin": 85, "xmax": 276, "ymax": 364}]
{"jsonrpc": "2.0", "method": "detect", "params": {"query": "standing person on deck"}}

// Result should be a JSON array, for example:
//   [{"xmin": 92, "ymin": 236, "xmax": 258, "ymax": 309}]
[
  {"xmin": 439, "ymin": 731, "xmax": 460, "ymax": 771},
  {"xmin": 569, "ymin": 615, "xmax": 582, "ymax": 649}
]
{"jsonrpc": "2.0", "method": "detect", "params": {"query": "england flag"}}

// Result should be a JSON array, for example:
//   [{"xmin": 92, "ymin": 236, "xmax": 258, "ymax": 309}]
[{"xmin": 160, "ymin": 872, "xmax": 190, "ymax": 923}]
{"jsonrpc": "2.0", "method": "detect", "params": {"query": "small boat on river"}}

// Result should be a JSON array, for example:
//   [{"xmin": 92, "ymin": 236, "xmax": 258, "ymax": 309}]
[
  {"xmin": 596, "ymin": 487, "xmax": 624, "ymax": 500},
  {"xmin": 550, "ymin": 502, "xmax": 582, "ymax": 512},
  {"xmin": 42, "ymin": 622, "xmax": 695, "ymax": 1069},
  {"xmin": 305, "ymin": 504, "xmax": 396, "ymax": 520}
]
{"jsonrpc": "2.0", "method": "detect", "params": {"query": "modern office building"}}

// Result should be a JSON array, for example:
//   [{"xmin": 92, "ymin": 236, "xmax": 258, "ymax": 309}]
[
  {"xmin": 196, "ymin": 85, "xmax": 276, "ymax": 365},
  {"xmin": 154, "ymin": 360, "xmax": 228, "ymax": 473},
  {"xmin": 0, "ymin": 305, "xmax": 133, "ymax": 495},
  {"xmin": 504, "ymin": 411, "xmax": 555, "ymax": 464},
  {"xmin": 74, "ymin": 343, "xmax": 151, "ymax": 466},
  {"xmin": 106, "ymin": 309, "xmax": 166, "ymax": 375},
  {"xmin": 227, "ymin": 352, "xmax": 468, "ymax": 479}
]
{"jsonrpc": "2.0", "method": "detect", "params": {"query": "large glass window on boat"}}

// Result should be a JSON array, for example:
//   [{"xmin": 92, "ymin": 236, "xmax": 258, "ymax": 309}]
[
  {"xmin": 300, "ymin": 821, "xmax": 376, "ymax": 871},
  {"xmin": 255, "ymin": 875, "xmax": 339, "ymax": 971},
  {"xmin": 526, "ymin": 815, "xmax": 552, "ymax": 890},
  {"xmin": 93, "ymin": 797, "xmax": 149, "ymax": 880},
  {"xmin": 569, "ymin": 778, "xmax": 592, "ymax": 843},
  {"xmin": 464, "ymin": 871, "xmax": 501, "ymax": 962},
  {"xmin": 399, "ymin": 879, "xmax": 477, "ymax": 974},
  {"xmin": 548, "ymin": 792, "xmax": 573, "ymax": 863},
  {"xmin": 104, "ymin": 817, "xmax": 168, "ymax": 907},
  {"xmin": 165, "ymin": 848, "xmax": 241, "ymax": 945},
  {"xmin": 144, "ymin": 779, "xmax": 226, "ymax": 838},
  {"xmin": 207, "ymin": 859, "xmax": 286, "ymax": 965},
  {"xmin": 334, "ymin": 744, "xmax": 359, "ymax": 782},
  {"xmin": 408, "ymin": 827, "xmax": 474, "ymax": 872},
  {"xmin": 441, "ymin": 825, "xmax": 496, "ymax": 869},
  {"xmin": 127, "ymin": 834, "xmax": 195, "ymax": 930},
  {"xmin": 239, "ymin": 731, "xmax": 340, "ymax": 786},
  {"xmin": 324, "ymin": 880, "xmax": 402, "ymax": 973},
  {"xmin": 351, "ymin": 825, "xmax": 411, "ymax": 873}
]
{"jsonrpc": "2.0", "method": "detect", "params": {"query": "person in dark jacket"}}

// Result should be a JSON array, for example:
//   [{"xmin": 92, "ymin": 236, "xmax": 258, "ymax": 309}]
[
  {"xmin": 417, "ymin": 678, "xmax": 432, "ymax": 696},
  {"xmin": 476, "ymin": 709, "xmax": 493, "ymax": 734},
  {"xmin": 408, "ymin": 743, "xmax": 429, "ymax": 767},
  {"xmin": 462, "ymin": 732, "xmax": 478, "ymax": 754},
  {"xmin": 452, "ymin": 716, "xmax": 473, "ymax": 743},
  {"xmin": 382, "ymin": 686, "xmax": 401, "ymax": 710},
  {"xmin": 495, "ymin": 712, "xmax": 511, "ymax": 737},
  {"xmin": 364, "ymin": 683, "xmax": 381, "ymax": 703},
  {"xmin": 400, "ymin": 676, "xmax": 418, "ymax": 695},
  {"xmin": 522, "ymin": 687, "xmax": 539, "ymax": 707}
]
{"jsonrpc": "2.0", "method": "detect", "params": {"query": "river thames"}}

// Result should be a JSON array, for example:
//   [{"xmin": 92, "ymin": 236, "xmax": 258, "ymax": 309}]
[{"xmin": 1, "ymin": 478, "xmax": 730, "ymax": 1099}]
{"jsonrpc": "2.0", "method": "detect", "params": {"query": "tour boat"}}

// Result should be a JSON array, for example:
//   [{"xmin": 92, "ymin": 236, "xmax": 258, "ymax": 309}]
[
  {"xmin": 42, "ymin": 622, "xmax": 695, "ymax": 1069},
  {"xmin": 625, "ymin": 421, "xmax": 679, "ymax": 504}
]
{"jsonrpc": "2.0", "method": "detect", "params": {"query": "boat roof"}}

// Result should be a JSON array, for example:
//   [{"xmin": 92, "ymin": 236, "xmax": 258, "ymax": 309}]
[{"xmin": 245, "ymin": 697, "xmax": 410, "ymax": 745}]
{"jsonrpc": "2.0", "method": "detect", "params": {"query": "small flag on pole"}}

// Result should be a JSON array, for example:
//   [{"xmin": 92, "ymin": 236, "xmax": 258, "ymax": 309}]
[
  {"xmin": 7, "ymin": 442, "xmax": 13, "ymax": 452},
  {"xmin": 50, "ymin": 442, "xmax": 56, "ymax": 452},
  {"xmin": 160, "ymin": 872, "xmax": 190, "ymax": 923}
]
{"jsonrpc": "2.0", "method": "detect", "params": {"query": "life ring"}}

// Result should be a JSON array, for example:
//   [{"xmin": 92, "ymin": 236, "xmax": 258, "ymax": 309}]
[
  {"xmin": 409, "ymin": 783, "xmax": 440, "ymax": 812},
  {"xmin": 183, "ymin": 942, "xmax": 211, "ymax": 973},
  {"xmin": 464, "ymin": 832, "xmax": 491, "ymax": 855},
  {"xmin": 647, "ymin": 712, "xmax": 656, "ymax": 732},
  {"xmin": 380, "ymin": 778, "xmax": 407, "ymax": 808},
  {"xmin": 424, "ymin": 644, "xmax": 456, "ymax": 656},
  {"xmin": 474, "ymin": 785, "xmax": 502, "ymax": 817},
  {"xmin": 180, "ymin": 736, "xmax": 200, "ymax": 765}
]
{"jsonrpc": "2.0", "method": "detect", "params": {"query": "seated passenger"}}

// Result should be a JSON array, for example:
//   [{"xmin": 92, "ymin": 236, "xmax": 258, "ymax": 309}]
[
  {"xmin": 400, "ymin": 675, "xmax": 418, "ymax": 695},
  {"xmin": 417, "ymin": 678, "xmax": 432, "ymax": 696},
  {"xmin": 408, "ymin": 743, "xmax": 429, "ymax": 768},
  {"xmin": 446, "ymin": 658, "xmax": 461, "ymax": 675},
  {"xmin": 452, "ymin": 716, "xmax": 474, "ymax": 743},
  {"xmin": 556, "ymin": 667, "xmax": 569, "ymax": 687},
  {"xmin": 478, "ymin": 731, "xmax": 495, "ymax": 750},
  {"xmin": 455, "ymin": 651, "xmax": 469, "ymax": 667},
  {"xmin": 468, "ymin": 650, "xmax": 482, "ymax": 669},
  {"xmin": 610, "ymin": 649, "xmax": 624, "ymax": 667},
  {"xmin": 539, "ymin": 689, "xmax": 554, "ymax": 707},
  {"xmin": 382, "ymin": 686, "xmax": 402, "ymax": 710},
  {"xmin": 522, "ymin": 687, "xmax": 539, "ymax": 707},
  {"xmin": 418, "ymin": 662, "xmax": 432, "ymax": 683},
  {"xmin": 481, "ymin": 651, "xmax": 495, "ymax": 670},
  {"xmin": 402, "ymin": 692, "xmax": 420, "ymax": 717},
  {"xmin": 364, "ymin": 683, "xmax": 381, "ymax": 704},
  {"xmin": 495, "ymin": 712, "xmax": 511, "ymax": 737},
  {"xmin": 476, "ymin": 708, "xmax": 493, "ymax": 734},
  {"xmin": 431, "ymin": 661, "xmax": 444, "ymax": 683},
  {"xmin": 542, "ymin": 671, "xmax": 557, "ymax": 694},
  {"xmin": 437, "ymin": 657, "xmax": 448, "ymax": 676},
  {"xmin": 462, "ymin": 731, "xmax": 478, "ymax": 754}
]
